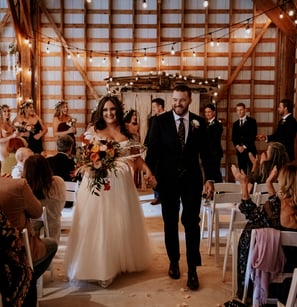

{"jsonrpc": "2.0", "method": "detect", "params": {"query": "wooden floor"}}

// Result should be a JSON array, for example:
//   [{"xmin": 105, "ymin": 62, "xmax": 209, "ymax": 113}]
[{"xmin": 38, "ymin": 191, "xmax": 234, "ymax": 307}]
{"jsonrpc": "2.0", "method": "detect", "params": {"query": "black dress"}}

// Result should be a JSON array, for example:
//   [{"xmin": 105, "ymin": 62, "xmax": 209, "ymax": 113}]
[{"xmin": 25, "ymin": 121, "xmax": 43, "ymax": 154}]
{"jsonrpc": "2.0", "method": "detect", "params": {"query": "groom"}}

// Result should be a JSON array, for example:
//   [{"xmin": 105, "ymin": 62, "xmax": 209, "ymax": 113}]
[{"xmin": 145, "ymin": 84, "xmax": 214, "ymax": 290}]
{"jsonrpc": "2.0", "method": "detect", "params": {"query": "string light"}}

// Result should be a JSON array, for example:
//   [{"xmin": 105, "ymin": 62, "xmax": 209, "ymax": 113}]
[
  {"xmin": 14, "ymin": 6, "xmax": 278, "ymax": 67},
  {"xmin": 192, "ymin": 50, "xmax": 196, "ymax": 57},
  {"xmin": 144, "ymin": 48, "xmax": 147, "ymax": 61},
  {"xmin": 116, "ymin": 51, "xmax": 120, "ymax": 63},
  {"xmin": 102, "ymin": 56, "xmax": 106, "ymax": 63},
  {"xmin": 203, "ymin": 1, "xmax": 209, "ymax": 8},
  {"xmin": 142, "ymin": 0, "xmax": 147, "ymax": 9},
  {"xmin": 89, "ymin": 50, "xmax": 93, "ymax": 62}
]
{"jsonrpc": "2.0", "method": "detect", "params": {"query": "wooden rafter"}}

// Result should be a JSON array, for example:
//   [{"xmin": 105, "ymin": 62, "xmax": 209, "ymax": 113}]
[
  {"xmin": 253, "ymin": 0, "xmax": 297, "ymax": 37},
  {"xmin": 216, "ymin": 19, "xmax": 272, "ymax": 102},
  {"xmin": 37, "ymin": 0, "xmax": 100, "ymax": 101},
  {"xmin": 0, "ymin": 11, "xmax": 10, "ymax": 33}
]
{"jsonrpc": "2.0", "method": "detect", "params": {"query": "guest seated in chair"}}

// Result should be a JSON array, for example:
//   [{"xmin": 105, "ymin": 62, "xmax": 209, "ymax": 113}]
[
  {"xmin": 24, "ymin": 154, "xmax": 66, "ymax": 243},
  {"xmin": 231, "ymin": 163, "xmax": 297, "ymax": 301},
  {"xmin": 47, "ymin": 135, "xmax": 75, "ymax": 208},
  {"xmin": 11, "ymin": 147, "xmax": 34, "ymax": 179},
  {"xmin": 0, "ymin": 175, "xmax": 58, "ymax": 306}
]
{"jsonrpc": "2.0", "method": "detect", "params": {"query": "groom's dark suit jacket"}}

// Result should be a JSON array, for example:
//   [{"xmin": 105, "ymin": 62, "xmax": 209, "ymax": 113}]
[{"xmin": 145, "ymin": 110, "xmax": 210, "ymax": 197}]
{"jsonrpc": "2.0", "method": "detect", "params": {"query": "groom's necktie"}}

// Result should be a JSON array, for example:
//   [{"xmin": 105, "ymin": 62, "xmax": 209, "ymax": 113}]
[{"xmin": 178, "ymin": 117, "xmax": 185, "ymax": 150}]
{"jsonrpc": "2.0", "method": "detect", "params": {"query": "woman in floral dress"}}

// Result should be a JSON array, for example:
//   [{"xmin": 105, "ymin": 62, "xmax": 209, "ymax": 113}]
[{"xmin": 231, "ymin": 163, "xmax": 297, "ymax": 299}]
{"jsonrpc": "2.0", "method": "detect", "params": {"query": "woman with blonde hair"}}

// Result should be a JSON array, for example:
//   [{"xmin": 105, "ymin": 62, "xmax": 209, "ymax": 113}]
[
  {"xmin": 53, "ymin": 100, "xmax": 77, "ymax": 156},
  {"xmin": 248, "ymin": 141, "xmax": 289, "ymax": 192},
  {"xmin": 232, "ymin": 163, "xmax": 297, "ymax": 300},
  {"xmin": 0, "ymin": 104, "xmax": 17, "ymax": 161}
]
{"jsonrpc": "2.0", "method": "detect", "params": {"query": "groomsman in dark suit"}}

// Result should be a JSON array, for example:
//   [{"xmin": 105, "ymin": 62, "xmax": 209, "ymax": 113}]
[
  {"xmin": 145, "ymin": 85, "xmax": 214, "ymax": 291},
  {"xmin": 257, "ymin": 98, "xmax": 297, "ymax": 161},
  {"xmin": 202, "ymin": 103, "xmax": 223, "ymax": 182},
  {"xmin": 232, "ymin": 102, "xmax": 257, "ymax": 175}
]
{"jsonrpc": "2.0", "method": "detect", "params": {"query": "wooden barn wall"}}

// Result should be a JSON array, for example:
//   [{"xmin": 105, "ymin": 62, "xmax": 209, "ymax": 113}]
[{"xmin": 0, "ymin": 0, "xmax": 296, "ymax": 180}]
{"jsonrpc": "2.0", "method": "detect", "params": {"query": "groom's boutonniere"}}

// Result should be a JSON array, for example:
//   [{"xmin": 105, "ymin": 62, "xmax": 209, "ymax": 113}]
[{"xmin": 191, "ymin": 119, "xmax": 200, "ymax": 129}]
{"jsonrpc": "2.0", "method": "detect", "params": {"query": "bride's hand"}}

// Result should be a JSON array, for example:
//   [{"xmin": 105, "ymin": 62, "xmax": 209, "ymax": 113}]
[{"xmin": 144, "ymin": 174, "xmax": 157, "ymax": 189}]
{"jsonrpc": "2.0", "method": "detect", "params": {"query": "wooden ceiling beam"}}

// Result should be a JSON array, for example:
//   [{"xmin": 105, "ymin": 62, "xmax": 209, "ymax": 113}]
[
  {"xmin": 252, "ymin": 0, "xmax": 297, "ymax": 37},
  {"xmin": 216, "ymin": 19, "xmax": 272, "ymax": 102},
  {"xmin": 0, "ymin": 11, "xmax": 11, "ymax": 33}
]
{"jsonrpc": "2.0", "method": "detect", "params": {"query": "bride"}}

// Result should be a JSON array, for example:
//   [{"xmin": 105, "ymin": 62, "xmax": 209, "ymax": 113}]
[{"xmin": 64, "ymin": 95, "xmax": 156, "ymax": 288}]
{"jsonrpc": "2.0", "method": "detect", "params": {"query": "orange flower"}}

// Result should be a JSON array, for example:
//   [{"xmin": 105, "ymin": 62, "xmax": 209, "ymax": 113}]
[
  {"xmin": 91, "ymin": 144, "xmax": 100, "ymax": 153},
  {"xmin": 90, "ymin": 152, "xmax": 99, "ymax": 162}
]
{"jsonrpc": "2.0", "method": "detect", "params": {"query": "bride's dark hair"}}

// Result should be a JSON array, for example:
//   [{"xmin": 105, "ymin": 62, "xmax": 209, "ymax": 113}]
[{"xmin": 94, "ymin": 95, "xmax": 131, "ymax": 138}]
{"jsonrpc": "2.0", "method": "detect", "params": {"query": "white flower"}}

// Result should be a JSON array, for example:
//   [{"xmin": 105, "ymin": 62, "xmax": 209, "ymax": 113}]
[
  {"xmin": 84, "ymin": 131, "xmax": 93, "ymax": 141},
  {"xmin": 191, "ymin": 119, "xmax": 200, "ymax": 129}
]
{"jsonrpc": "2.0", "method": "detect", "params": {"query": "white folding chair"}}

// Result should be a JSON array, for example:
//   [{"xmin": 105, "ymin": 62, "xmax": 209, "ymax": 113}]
[
  {"xmin": 284, "ymin": 267, "xmax": 297, "ymax": 307},
  {"xmin": 252, "ymin": 182, "xmax": 279, "ymax": 195},
  {"xmin": 61, "ymin": 181, "xmax": 79, "ymax": 231},
  {"xmin": 33, "ymin": 207, "xmax": 54, "ymax": 297},
  {"xmin": 252, "ymin": 182, "xmax": 279, "ymax": 206},
  {"xmin": 222, "ymin": 207, "xmax": 247, "ymax": 297},
  {"xmin": 22, "ymin": 228, "xmax": 39, "ymax": 307},
  {"xmin": 201, "ymin": 182, "xmax": 241, "ymax": 240},
  {"xmin": 208, "ymin": 190, "xmax": 242, "ymax": 266},
  {"xmin": 65, "ymin": 181, "xmax": 79, "ymax": 204},
  {"xmin": 242, "ymin": 229, "xmax": 297, "ymax": 305}
]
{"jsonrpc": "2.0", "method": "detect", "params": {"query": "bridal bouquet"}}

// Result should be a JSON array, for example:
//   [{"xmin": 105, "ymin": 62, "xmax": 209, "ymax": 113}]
[{"xmin": 76, "ymin": 135, "xmax": 120, "ymax": 196}]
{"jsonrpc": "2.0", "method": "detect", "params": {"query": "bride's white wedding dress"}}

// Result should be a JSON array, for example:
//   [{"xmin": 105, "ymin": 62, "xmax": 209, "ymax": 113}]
[{"xmin": 64, "ymin": 139, "xmax": 152, "ymax": 285}]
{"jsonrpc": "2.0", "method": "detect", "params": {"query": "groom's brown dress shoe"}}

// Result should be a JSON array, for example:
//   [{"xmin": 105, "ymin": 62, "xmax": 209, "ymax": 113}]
[
  {"xmin": 187, "ymin": 271, "xmax": 199, "ymax": 290},
  {"xmin": 168, "ymin": 263, "xmax": 180, "ymax": 279},
  {"xmin": 150, "ymin": 198, "xmax": 160, "ymax": 205}
]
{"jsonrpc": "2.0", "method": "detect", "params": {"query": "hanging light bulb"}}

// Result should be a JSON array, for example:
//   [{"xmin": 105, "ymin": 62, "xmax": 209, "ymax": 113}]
[
  {"xmin": 89, "ymin": 50, "xmax": 93, "ymax": 63},
  {"xmin": 142, "ymin": 0, "xmax": 147, "ymax": 9},
  {"xmin": 279, "ymin": 11, "xmax": 284, "ymax": 19},
  {"xmin": 203, "ymin": 0, "xmax": 209, "ymax": 8},
  {"xmin": 102, "ymin": 56, "xmax": 106, "ymax": 63},
  {"xmin": 161, "ymin": 58, "xmax": 165, "ymax": 64},
  {"xmin": 116, "ymin": 51, "xmax": 120, "ymax": 63},
  {"xmin": 245, "ymin": 22, "xmax": 251, "ymax": 34},
  {"xmin": 136, "ymin": 58, "xmax": 140, "ymax": 65},
  {"xmin": 67, "ymin": 53, "xmax": 71, "ymax": 59},
  {"xmin": 288, "ymin": 8, "xmax": 294, "ymax": 16},
  {"xmin": 210, "ymin": 38, "xmax": 215, "ymax": 47},
  {"xmin": 46, "ymin": 41, "xmax": 50, "ymax": 54},
  {"xmin": 171, "ymin": 44, "xmax": 175, "ymax": 55},
  {"xmin": 144, "ymin": 48, "xmax": 147, "ymax": 61},
  {"xmin": 192, "ymin": 50, "xmax": 196, "ymax": 57}
]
